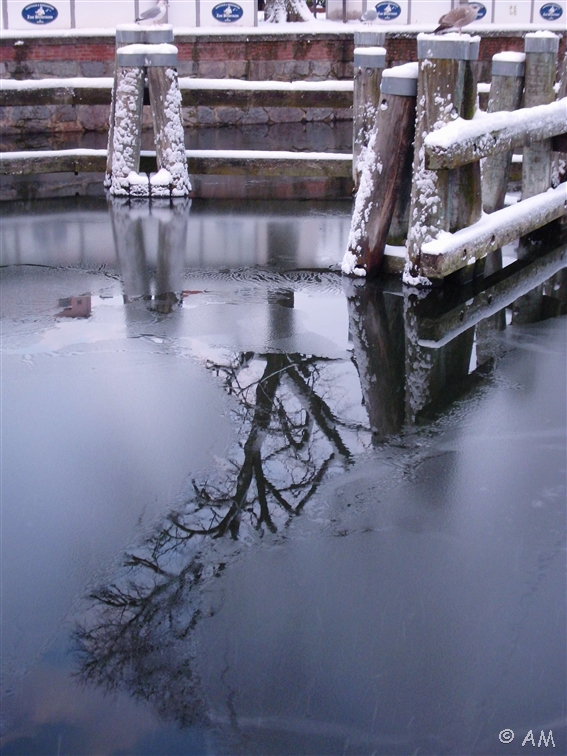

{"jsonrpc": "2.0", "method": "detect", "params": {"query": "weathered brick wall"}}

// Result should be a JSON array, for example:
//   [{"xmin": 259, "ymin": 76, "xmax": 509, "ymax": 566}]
[{"xmin": 2, "ymin": 31, "xmax": 563, "ymax": 81}]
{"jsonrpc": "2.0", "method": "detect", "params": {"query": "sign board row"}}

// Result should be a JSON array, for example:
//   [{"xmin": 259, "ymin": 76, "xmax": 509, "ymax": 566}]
[
  {"xmin": 1, "ymin": 0, "xmax": 564, "ymax": 28},
  {"xmin": 327, "ymin": 0, "xmax": 564, "ymax": 24},
  {"xmin": 1, "ymin": 0, "xmax": 257, "ymax": 29}
]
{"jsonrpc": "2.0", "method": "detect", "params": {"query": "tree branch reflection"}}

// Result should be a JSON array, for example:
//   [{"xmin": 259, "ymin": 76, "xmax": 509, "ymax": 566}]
[{"xmin": 74, "ymin": 348, "xmax": 365, "ymax": 723}]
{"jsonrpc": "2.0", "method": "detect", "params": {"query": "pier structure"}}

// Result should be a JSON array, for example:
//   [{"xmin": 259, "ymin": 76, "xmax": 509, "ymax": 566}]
[{"xmin": 343, "ymin": 30, "xmax": 567, "ymax": 285}]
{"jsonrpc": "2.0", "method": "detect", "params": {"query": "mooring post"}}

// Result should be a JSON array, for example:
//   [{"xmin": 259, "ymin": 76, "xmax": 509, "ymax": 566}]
[
  {"xmin": 107, "ymin": 25, "xmax": 190, "ymax": 198},
  {"xmin": 107, "ymin": 64, "xmax": 145, "ymax": 196},
  {"xmin": 482, "ymin": 52, "xmax": 525, "ymax": 214},
  {"xmin": 343, "ymin": 62, "xmax": 418, "ymax": 277},
  {"xmin": 106, "ymin": 25, "xmax": 174, "ymax": 190},
  {"xmin": 352, "ymin": 44, "xmax": 386, "ymax": 192},
  {"xmin": 522, "ymin": 32, "xmax": 559, "ymax": 200},
  {"xmin": 147, "ymin": 64, "xmax": 191, "ymax": 197},
  {"xmin": 406, "ymin": 34, "xmax": 482, "ymax": 284}
]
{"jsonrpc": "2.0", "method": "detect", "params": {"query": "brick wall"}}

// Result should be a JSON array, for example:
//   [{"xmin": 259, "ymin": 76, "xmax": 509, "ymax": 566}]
[{"xmin": 2, "ymin": 30, "xmax": 563, "ymax": 81}]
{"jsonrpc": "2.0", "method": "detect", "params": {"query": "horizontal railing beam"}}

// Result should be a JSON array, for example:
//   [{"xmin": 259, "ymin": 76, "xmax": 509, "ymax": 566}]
[
  {"xmin": 0, "ymin": 148, "xmax": 352, "ymax": 178},
  {"xmin": 419, "ymin": 184, "xmax": 567, "ymax": 278},
  {"xmin": 425, "ymin": 98, "xmax": 567, "ymax": 170}
]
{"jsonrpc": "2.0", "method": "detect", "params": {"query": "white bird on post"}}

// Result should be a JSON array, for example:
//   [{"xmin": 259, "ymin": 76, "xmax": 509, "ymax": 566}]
[
  {"xmin": 136, "ymin": 0, "xmax": 169, "ymax": 24},
  {"xmin": 434, "ymin": 0, "xmax": 481, "ymax": 33}
]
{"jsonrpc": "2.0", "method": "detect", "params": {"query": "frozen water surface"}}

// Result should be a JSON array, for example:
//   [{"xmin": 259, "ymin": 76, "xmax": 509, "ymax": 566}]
[{"xmin": 0, "ymin": 197, "xmax": 565, "ymax": 756}]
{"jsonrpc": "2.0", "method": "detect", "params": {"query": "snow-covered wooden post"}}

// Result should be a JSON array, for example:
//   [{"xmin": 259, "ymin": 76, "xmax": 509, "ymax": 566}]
[
  {"xmin": 107, "ymin": 25, "xmax": 190, "ymax": 199},
  {"xmin": 342, "ymin": 62, "xmax": 418, "ymax": 278},
  {"xmin": 406, "ymin": 33, "xmax": 481, "ymax": 284},
  {"xmin": 147, "ymin": 65, "xmax": 191, "ymax": 197},
  {"xmin": 482, "ymin": 52, "xmax": 525, "ymax": 214},
  {"xmin": 106, "ymin": 25, "xmax": 174, "ymax": 191},
  {"xmin": 352, "ymin": 46, "xmax": 386, "ymax": 191},
  {"xmin": 522, "ymin": 32, "xmax": 559, "ymax": 200}
]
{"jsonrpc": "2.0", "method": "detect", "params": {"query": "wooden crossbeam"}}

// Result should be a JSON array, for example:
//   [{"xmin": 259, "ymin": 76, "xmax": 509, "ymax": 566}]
[
  {"xmin": 419, "ymin": 184, "xmax": 567, "ymax": 278},
  {"xmin": 425, "ymin": 98, "xmax": 567, "ymax": 170}
]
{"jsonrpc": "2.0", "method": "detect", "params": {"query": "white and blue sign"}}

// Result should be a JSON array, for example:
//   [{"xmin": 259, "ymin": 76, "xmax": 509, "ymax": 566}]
[
  {"xmin": 21, "ymin": 2, "xmax": 58, "ymax": 23},
  {"xmin": 374, "ymin": 2, "xmax": 401, "ymax": 20},
  {"xmin": 539, "ymin": 2, "xmax": 563, "ymax": 19},
  {"xmin": 474, "ymin": 2, "xmax": 487, "ymax": 19},
  {"xmin": 212, "ymin": 2, "xmax": 244, "ymax": 22}
]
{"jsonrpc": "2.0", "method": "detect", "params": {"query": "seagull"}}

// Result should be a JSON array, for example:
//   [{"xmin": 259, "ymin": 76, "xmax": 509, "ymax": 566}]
[
  {"xmin": 434, "ymin": 1, "xmax": 481, "ymax": 33},
  {"xmin": 360, "ymin": 8, "xmax": 378, "ymax": 23},
  {"xmin": 136, "ymin": 0, "xmax": 168, "ymax": 24}
]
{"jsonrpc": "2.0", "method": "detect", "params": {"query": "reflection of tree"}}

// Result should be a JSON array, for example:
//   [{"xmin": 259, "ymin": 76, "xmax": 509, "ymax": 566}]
[{"xmin": 74, "ymin": 349, "xmax": 365, "ymax": 724}]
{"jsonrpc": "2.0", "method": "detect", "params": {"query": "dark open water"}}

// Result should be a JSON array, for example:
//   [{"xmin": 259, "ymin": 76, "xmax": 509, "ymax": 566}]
[{"xmin": 1, "ymin": 197, "xmax": 565, "ymax": 756}]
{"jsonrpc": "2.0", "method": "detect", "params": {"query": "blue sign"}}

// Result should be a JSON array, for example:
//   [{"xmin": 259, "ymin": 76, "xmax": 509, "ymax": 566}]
[
  {"xmin": 374, "ymin": 1, "xmax": 401, "ymax": 20},
  {"xmin": 21, "ymin": 2, "xmax": 58, "ymax": 24},
  {"xmin": 474, "ymin": 2, "xmax": 487, "ymax": 19},
  {"xmin": 540, "ymin": 2, "xmax": 563, "ymax": 19},
  {"xmin": 212, "ymin": 2, "xmax": 244, "ymax": 22}
]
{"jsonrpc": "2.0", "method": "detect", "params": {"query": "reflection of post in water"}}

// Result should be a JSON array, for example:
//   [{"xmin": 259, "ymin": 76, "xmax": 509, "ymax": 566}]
[
  {"xmin": 404, "ymin": 290, "xmax": 475, "ymax": 426},
  {"xmin": 512, "ymin": 269, "xmax": 567, "ymax": 324},
  {"xmin": 345, "ymin": 280, "xmax": 405, "ymax": 440},
  {"xmin": 154, "ymin": 199, "xmax": 190, "ymax": 314},
  {"xmin": 267, "ymin": 221, "xmax": 299, "ymax": 268},
  {"xmin": 109, "ymin": 197, "xmax": 191, "ymax": 313},
  {"xmin": 109, "ymin": 198, "xmax": 151, "ymax": 302}
]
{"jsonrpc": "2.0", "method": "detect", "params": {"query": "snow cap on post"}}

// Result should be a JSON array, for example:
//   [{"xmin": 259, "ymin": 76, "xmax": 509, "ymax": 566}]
[
  {"xmin": 116, "ymin": 24, "xmax": 174, "ymax": 45},
  {"xmin": 417, "ymin": 33, "xmax": 480, "ymax": 61},
  {"xmin": 491, "ymin": 51, "xmax": 525, "ymax": 78},
  {"xmin": 116, "ymin": 43, "xmax": 178, "ymax": 68},
  {"xmin": 381, "ymin": 62, "xmax": 419, "ymax": 97},
  {"xmin": 354, "ymin": 31, "xmax": 386, "ymax": 47},
  {"xmin": 524, "ymin": 32, "xmax": 559, "ymax": 54},
  {"xmin": 353, "ymin": 46, "xmax": 387, "ymax": 69}
]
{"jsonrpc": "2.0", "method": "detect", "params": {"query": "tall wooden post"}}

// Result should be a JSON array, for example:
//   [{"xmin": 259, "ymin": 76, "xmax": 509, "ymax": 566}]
[
  {"xmin": 147, "ymin": 66, "xmax": 191, "ymax": 197},
  {"xmin": 106, "ymin": 26, "xmax": 174, "ymax": 189},
  {"xmin": 522, "ymin": 33, "xmax": 559, "ymax": 200},
  {"xmin": 352, "ymin": 46, "xmax": 386, "ymax": 191},
  {"xmin": 406, "ymin": 34, "xmax": 482, "ymax": 284},
  {"xmin": 107, "ymin": 65, "xmax": 145, "ymax": 196},
  {"xmin": 343, "ymin": 62, "xmax": 418, "ymax": 278},
  {"xmin": 482, "ymin": 52, "xmax": 525, "ymax": 214}
]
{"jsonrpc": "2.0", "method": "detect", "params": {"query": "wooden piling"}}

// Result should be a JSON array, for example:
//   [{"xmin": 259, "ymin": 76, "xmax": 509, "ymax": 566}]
[
  {"xmin": 106, "ymin": 26, "xmax": 174, "ymax": 189},
  {"xmin": 147, "ymin": 65, "xmax": 191, "ymax": 197},
  {"xmin": 482, "ymin": 52, "xmax": 525, "ymax": 214},
  {"xmin": 406, "ymin": 34, "xmax": 482, "ymax": 283},
  {"xmin": 107, "ymin": 25, "xmax": 190, "ymax": 198},
  {"xmin": 522, "ymin": 33, "xmax": 559, "ymax": 200},
  {"xmin": 352, "ymin": 46, "xmax": 386, "ymax": 192},
  {"xmin": 343, "ymin": 62, "xmax": 418, "ymax": 278},
  {"xmin": 108, "ymin": 65, "xmax": 145, "ymax": 196}
]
